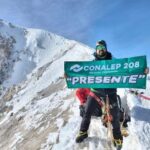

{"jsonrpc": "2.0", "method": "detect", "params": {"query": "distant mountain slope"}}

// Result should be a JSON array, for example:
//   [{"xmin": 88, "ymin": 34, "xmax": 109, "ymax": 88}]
[
  {"xmin": 0, "ymin": 19, "xmax": 93, "ymax": 87},
  {"xmin": 0, "ymin": 20, "xmax": 93, "ymax": 150}
]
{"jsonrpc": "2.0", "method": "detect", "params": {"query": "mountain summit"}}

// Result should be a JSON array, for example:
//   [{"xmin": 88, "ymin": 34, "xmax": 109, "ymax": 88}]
[{"xmin": 0, "ymin": 20, "xmax": 93, "ymax": 150}]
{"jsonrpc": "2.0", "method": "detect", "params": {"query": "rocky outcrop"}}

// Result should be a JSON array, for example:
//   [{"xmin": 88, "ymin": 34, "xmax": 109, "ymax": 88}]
[{"xmin": 0, "ymin": 34, "xmax": 16, "ymax": 83}]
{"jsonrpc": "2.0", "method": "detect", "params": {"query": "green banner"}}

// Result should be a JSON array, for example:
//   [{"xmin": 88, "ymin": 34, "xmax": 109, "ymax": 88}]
[{"xmin": 64, "ymin": 56, "xmax": 147, "ymax": 89}]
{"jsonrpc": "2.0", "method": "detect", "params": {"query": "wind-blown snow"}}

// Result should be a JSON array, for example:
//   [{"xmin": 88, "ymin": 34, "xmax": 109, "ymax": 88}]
[{"xmin": 0, "ymin": 20, "xmax": 150, "ymax": 150}]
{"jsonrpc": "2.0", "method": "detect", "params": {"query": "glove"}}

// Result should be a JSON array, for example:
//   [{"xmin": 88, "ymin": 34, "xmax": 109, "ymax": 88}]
[{"xmin": 79, "ymin": 105, "xmax": 85, "ymax": 117}]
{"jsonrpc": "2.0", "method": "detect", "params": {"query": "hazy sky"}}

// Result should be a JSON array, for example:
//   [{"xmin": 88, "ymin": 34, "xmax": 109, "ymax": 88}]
[{"xmin": 0, "ymin": 0, "xmax": 150, "ymax": 64}]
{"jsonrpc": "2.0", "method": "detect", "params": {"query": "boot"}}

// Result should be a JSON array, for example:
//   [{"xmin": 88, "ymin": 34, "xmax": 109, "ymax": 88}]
[
  {"xmin": 76, "ymin": 131, "xmax": 88, "ymax": 143},
  {"xmin": 121, "ymin": 127, "xmax": 129, "ymax": 137},
  {"xmin": 114, "ymin": 139, "xmax": 123, "ymax": 150}
]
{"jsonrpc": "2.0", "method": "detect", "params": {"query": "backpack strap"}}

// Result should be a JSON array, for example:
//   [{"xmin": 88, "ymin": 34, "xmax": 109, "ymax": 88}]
[
  {"xmin": 89, "ymin": 91, "xmax": 104, "ymax": 107},
  {"xmin": 117, "ymin": 95, "xmax": 122, "ymax": 109}
]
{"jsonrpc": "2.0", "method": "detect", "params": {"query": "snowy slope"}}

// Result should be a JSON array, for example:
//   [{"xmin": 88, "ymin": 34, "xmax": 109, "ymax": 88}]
[{"xmin": 0, "ymin": 20, "xmax": 150, "ymax": 150}]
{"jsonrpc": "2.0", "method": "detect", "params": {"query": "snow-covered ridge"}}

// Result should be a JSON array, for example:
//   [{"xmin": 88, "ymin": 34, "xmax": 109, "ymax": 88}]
[
  {"xmin": 0, "ymin": 20, "xmax": 93, "ymax": 150},
  {"xmin": 0, "ymin": 20, "xmax": 93, "ymax": 87}
]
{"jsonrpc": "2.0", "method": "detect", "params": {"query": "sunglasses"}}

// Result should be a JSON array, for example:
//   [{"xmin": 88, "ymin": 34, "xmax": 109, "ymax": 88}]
[{"xmin": 96, "ymin": 45, "xmax": 106, "ymax": 51}]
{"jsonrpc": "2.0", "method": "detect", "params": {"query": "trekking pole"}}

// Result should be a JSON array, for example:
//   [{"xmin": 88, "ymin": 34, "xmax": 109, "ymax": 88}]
[
  {"xmin": 120, "ymin": 107, "xmax": 129, "ymax": 137},
  {"xmin": 106, "ymin": 95, "xmax": 114, "ymax": 148}
]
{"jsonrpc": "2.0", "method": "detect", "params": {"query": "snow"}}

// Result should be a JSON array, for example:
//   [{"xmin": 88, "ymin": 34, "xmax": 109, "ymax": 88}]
[
  {"xmin": 0, "ymin": 20, "xmax": 150, "ymax": 150},
  {"xmin": 9, "ymin": 132, "xmax": 24, "ymax": 149}
]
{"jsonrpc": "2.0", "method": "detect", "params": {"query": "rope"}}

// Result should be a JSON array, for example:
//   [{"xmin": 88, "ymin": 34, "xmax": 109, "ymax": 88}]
[
  {"xmin": 138, "ymin": 94, "xmax": 150, "ymax": 101},
  {"xmin": 129, "ymin": 90, "xmax": 150, "ymax": 101},
  {"xmin": 89, "ymin": 92, "xmax": 115, "ymax": 149}
]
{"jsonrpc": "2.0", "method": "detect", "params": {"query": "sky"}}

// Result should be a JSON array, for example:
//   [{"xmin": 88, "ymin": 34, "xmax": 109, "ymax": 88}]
[{"xmin": 0, "ymin": 0, "xmax": 150, "ymax": 65}]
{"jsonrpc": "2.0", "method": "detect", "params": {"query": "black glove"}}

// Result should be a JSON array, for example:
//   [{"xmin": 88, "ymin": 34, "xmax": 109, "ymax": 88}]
[{"xmin": 79, "ymin": 105, "xmax": 85, "ymax": 117}]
